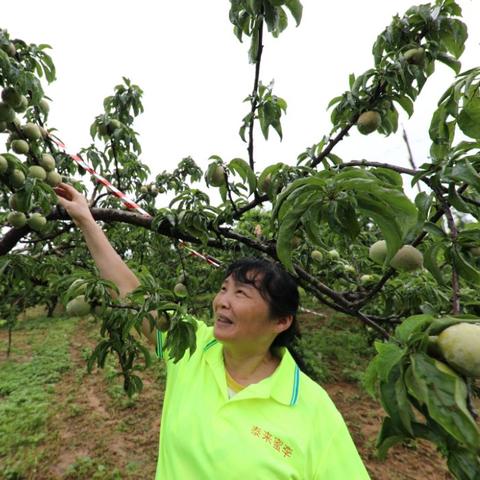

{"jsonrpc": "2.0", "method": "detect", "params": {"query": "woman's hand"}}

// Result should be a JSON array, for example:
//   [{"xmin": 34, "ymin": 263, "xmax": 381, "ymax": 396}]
[{"xmin": 54, "ymin": 183, "xmax": 94, "ymax": 227}]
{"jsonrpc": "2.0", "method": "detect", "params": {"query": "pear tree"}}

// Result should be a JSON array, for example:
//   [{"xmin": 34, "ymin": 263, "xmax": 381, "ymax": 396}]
[{"xmin": 1, "ymin": 3, "xmax": 480, "ymax": 477}]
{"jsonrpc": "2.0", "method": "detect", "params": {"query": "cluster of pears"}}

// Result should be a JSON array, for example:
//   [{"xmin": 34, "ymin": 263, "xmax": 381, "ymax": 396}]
[
  {"xmin": 356, "ymin": 45, "xmax": 425, "ymax": 136},
  {"xmin": 173, "ymin": 273, "xmax": 188, "ymax": 298},
  {"xmin": 369, "ymin": 240, "xmax": 424, "ymax": 272},
  {"xmin": 0, "ymin": 85, "xmax": 61, "ymax": 231},
  {"xmin": 65, "ymin": 279, "xmax": 112, "ymax": 317},
  {"xmin": 140, "ymin": 182, "xmax": 159, "ymax": 196}
]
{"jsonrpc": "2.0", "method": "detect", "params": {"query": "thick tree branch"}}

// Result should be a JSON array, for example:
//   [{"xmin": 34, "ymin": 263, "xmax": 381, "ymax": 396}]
[
  {"xmin": 0, "ymin": 206, "xmax": 223, "ymax": 256},
  {"xmin": 339, "ymin": 160, "xmax": 418, "ymax": 176},
  {"xmin": 232, "ymin": 192, "xmax": 268, "ymax": 220}
]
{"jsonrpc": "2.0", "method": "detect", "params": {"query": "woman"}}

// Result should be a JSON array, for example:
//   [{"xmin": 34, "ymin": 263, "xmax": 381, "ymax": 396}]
[{"xmin": 55, "ymin": 183, "xmax": 370, "ymax": 479}]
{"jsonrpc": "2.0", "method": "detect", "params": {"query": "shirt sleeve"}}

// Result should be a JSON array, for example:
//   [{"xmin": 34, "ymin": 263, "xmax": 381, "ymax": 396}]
[{"xmin": 313, "ymin": 417, "xmax": 371, "ymax": 480}]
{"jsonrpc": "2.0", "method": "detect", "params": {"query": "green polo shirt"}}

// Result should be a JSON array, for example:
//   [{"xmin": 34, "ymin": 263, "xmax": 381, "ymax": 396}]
[{"xmin": 155, "ymin": 318, "xmax": 370, "ymax": 479}]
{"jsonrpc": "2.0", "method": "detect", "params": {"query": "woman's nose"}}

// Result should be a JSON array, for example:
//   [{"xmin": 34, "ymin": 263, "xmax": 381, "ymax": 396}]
[{"xmin": 214, "ymin": 292, "xmax": 230, "ymax": 310}]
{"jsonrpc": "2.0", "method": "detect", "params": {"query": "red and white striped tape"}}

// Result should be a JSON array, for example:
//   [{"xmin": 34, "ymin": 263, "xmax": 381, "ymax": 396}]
[{"xmin": 50, "ymin": 134, "xmax": 222, "ymax": 268}]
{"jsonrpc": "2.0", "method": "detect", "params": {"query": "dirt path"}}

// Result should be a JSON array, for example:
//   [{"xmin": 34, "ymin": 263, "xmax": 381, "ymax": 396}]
[
  {"xmin": 34, "ymin": 318, "xmax": 164, "ymax": 479},
  {"xmin": 325, "ymin": 382, "xmax": 451, "ymax": 480}
]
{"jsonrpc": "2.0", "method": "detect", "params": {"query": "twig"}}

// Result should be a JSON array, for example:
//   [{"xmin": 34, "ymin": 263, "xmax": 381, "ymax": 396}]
[
  {"xmin": 225, "ymin": 177, "xmax": 239, "ymax": 215},
  {"xmin": 110, "ymin": 138, "xmax": 123, "ymax": 192},
  {"xmin": 402, "ymin": 127, "xmax": 422, "ymax": 193},
  {"xmin": 431, "ymin": 184, "xmax": 460, "ymax": 314},
  {"xmin": 311, "ymin": 120, "xmax": 356, "ymax": 169},
  {"xmin": 247, "ymin": 15, "xmax": 265, "ymax": 179},
  {"xmin": 339, "ymin": 160, "xmax": 417, "ymax": 176}
]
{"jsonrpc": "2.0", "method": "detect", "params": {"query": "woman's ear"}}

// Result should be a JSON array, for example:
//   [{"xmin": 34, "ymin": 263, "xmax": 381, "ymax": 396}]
[{"xmin": 275, "ymin": 314, "xmax": 293, "ymax": 334}]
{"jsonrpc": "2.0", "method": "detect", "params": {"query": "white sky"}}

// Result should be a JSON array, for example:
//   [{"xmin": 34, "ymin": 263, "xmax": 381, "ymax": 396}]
[{"xmin": 3, "ymin": 1, "xmax": 480, "ymax": 203}]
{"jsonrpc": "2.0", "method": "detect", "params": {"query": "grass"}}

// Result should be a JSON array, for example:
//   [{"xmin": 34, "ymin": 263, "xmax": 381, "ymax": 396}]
[
  {"xmin": 297, "ymin": 311, "xmax": 375, "ymax": 384},
  {"xmin": 63, "ymin": 456, "xmax": 122, "ymax": 480},
  {"xmin": 0, "ymin": 316, "xmax": 75, "ymax": 479}
]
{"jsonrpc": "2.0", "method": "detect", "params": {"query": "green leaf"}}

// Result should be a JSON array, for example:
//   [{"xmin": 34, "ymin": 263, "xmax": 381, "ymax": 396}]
[
  {"xmin": 395, "ymin": 96, "xmax": 414, "ymax": 117},
  {"xmin": 332, "ymin": 199, "xmax": 360, "ymax": 239},
  {"xmin": 415, "ymin": 191, "xmax": 433, "ymax": 220},
  {"xmin": 395, "ymin": 314, "xmax": 433, "ymax": 343},
  {"xmin": 284, "ymin": 0, "xmax": 303, "ymax": 26},
  {"xmin": 411, "ymin": 353, "xmax": 480, "ymax": 450},
  {"xmin": 228, "ymin": 157, "xmax": 257, "ymax": 194},
  {"xmin": 451, "ymin": 244, "xmax": 480, "ymax": 284},
  {"xmin": 447, "ymin": 447, "xmax": 480, "ymax": 480},
  {"xmin": 376, "ymin": 417, "xmax": 408, "ymax": 459},
  {"xmin": 440, "ymin": 18, "xmax": 468, "ymax": 59},
  {"xmin": 302, "ymin": 203, "xmax": 324, "ymax": 246},
  {"xmin": 458, "ymin": 96, "xmax": 480, "ymax": 139},
  {"xmin": 373, "ymin": 342, "xmax": 407, "ymax": 382},
  {"xmin": 436, "ymin": 52, "xmax": 461, "ymax": 74},
  {"xmin": 264, "ymin": 2, "xmax": 280, "ymax": 35},
  {"xmin": 429, "ymin": 105, "xmax": 450, "ymax": 144},
  {"xmin": 378, "ymin": 365, "xmax": 413, "ymax": 435},
  {"xmin": 423, "ymin": 244, "xmax": 447, "ymax": 286},
  {"xmin": 356, "ymin": 194, "xmax": 404, "ymax": 262},
  {"xmin": 246, "ymin": 0, "xmax": 262, "ymax": 15},
  {"xmin": 276, "ymin": 192, "xmax": 316, "ymax": 272},
  {"xmin": 423, "ymin": 222, "xmax": 447, "ymax": 238},
  {"xmin": 248, "ymin": 20, "xmax": 260, "ymax": 64},
  {"xmin": 363, "ymin": 357, "xmax": 379, "ymax": 398},
  {"xmin": 325, "ymin": 153, "xmax": 343, "ymax": 166},
  {"xmin": 447, "ymin": 184, "xmax": 474, "ymax": 214},
  {"xmin": 275, "ymin": 177, "xmax": 326, "ymax": 220},
  {"xmin": 370, "ymin": 168, "xmax": 403, "ymax": 188},
  {"xmin": 448, "ymin": 160, "xmax": 480, "ymax": 195},
  {"xmin": 395, "ymin": 374, "xmax": 414, "ymax": 435},
  {"xmin": 404, "ymin": 362, "xmax": 429, "ymax": 406}
]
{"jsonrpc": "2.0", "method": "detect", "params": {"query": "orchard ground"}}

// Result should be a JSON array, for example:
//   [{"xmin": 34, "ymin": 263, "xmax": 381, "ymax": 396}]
[{"xmin": 1, "ymin": 303, "xmax": 472, "ymax": 480}]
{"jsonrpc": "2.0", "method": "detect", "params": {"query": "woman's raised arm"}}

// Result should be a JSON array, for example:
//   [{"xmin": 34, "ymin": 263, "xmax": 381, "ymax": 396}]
[{"xmin": 54, "ymin": 183, "xmax": 168, "ymax": 343}]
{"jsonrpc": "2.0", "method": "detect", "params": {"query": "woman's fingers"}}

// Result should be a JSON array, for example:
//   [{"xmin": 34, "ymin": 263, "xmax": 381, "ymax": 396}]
[{"xmin": 54, "ymin": 183, "xmax": 79, "ymax": 202}]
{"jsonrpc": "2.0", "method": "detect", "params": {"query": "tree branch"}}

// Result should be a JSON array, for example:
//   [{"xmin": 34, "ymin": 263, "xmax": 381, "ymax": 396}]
[
  {"xmin": 0, "ymin": 206, "xmax": 223, "ymax": 256},
  {"xmin": 311, "ymin": 120, "xmax": 356, "ymax": 169},
  {"xmin": 431, "ymin": 184, "xmax": 460, "ymax": 314},
  {"xmin": 339, "ymin": 159, "xmax": 418, "ymax": 176},
  {"xmin": 247, "ymin": 16, "xmax": 264, "ymax": 195}
]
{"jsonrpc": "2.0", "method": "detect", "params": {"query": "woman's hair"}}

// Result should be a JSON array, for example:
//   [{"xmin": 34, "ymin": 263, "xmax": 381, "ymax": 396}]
[{"xmin": 224, "ymin": 257, "xmax": 314, "ymax": 376}]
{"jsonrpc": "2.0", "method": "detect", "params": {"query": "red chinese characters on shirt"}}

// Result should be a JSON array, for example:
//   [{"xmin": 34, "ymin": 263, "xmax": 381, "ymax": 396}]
[{"xmin": 250, "ymin": 425, "xmax": 293, "ymax": 458}]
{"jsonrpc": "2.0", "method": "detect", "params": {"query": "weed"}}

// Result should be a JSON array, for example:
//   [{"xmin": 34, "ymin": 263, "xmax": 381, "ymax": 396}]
[{"xmin": 63, "ymin": 455, "xmax": 122, "ymax": 480}]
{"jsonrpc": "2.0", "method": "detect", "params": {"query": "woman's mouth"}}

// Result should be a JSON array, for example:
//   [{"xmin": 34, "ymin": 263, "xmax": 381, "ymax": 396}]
[{"xmin": 217, "ymin": 316, "xmax": 233, "ymax": 325}]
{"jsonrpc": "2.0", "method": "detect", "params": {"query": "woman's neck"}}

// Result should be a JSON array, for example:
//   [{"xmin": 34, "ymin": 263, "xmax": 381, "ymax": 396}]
[{"xmin": 223, "ymin": 347, "xmax": 280, "ymax": 386}]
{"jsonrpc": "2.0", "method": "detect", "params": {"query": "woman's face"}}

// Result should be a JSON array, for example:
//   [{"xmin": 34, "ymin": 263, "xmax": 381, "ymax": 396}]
[{"xmin": 212, "ymin": 274, "xmax": 284, "ymax": 347}]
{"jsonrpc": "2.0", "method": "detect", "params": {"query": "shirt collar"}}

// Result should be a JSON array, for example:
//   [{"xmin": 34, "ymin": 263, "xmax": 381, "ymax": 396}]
[{"xmin": 203, "ymin": 339, "xmax": 300, "ymax": 406}]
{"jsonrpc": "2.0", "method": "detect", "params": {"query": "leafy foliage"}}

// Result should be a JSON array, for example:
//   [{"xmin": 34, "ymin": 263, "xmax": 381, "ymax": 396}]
[{"xmin": 364, "ymin": 314, "xmax": 480, "ymax": 479}]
